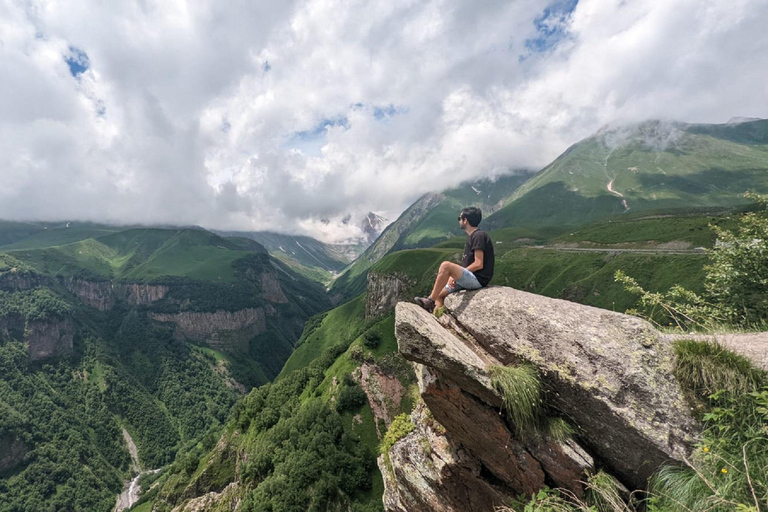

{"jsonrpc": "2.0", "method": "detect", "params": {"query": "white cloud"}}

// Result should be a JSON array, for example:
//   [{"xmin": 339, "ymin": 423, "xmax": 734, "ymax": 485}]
[{"xmin": 0, "ymin": 0, "xmax": 767, "ymax": 241}]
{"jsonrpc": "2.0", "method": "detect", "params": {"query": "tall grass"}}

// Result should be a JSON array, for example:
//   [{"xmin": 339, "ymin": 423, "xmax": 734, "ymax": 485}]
[
  {"xmin": 488, "ymin": 364, "xmax": 543, "ymax": 439},
  {"xmin": 647, "ymin": 340, "xmax": 768, "ymax": 511}
]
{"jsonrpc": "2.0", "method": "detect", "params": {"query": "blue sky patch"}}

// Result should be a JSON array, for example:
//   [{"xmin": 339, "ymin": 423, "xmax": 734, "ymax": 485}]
[
  {"xmin": 285, "ymin": 116, "xmax": 350, "ymax": 156},
  {"xmin": 65, "ymin": 46, "xmax": 90, "ymax": 77},
  {"xmin": 373, "ymin": 104, "xmax": 407, "ymax": 120},
  {"xmin": 524, "ymin": 0, "xmax": 578, "ymax": 54},
  {"xmin": 292, "ymin": 116, "xmax": 350, "ymax": 141}
]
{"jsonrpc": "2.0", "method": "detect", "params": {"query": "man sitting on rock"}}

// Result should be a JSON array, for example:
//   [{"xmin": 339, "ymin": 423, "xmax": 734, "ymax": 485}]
[{"xmin": 414, "ymin": 206, "xmax": 495, "ymax": 314}]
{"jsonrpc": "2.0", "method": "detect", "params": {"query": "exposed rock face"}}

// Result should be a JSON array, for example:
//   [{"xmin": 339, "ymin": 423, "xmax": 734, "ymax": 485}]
[
  {"xmin": 65, "ymin": 279, "xmax": 115, "ymax": 310},
  {"xmin": 117, "ymin": 283, "xmax": 169, "ymax": 305},
  {"xmin": 26, "ymin": 317, "xmax": 75, "ymax": 361},
  {"xmin": 442, "ymin": 287, "xmax": 699, "ymax": 489},
  {"xmin": 0, "ymin": 270, "xmax": 43, "ymax": 292},
  {"xmin": 0, "ymin": 310, "xmax": 74, "ymax": 360},
  {"xmin": 379, "ymin": 402, "xmax": 516, "ymax": 512},
  {"xmin": 170, "ymin": 482, "xmax": 240, "ymax": 512},
  {"xmin": 0, "ymin": 313, "xmax": 25, "ymax": 341},
  {"xmin": 62, "ymin": 279, "xmax": 168, "ymax": 310},
  {"xmin": 359, "ymin": 362, "xmax": 406, "ymax": 437},
  {"xmin": 149, "ymin": 309, "xmax": 266, "ymax": 352},
  {"xmin": 0, "ymin": 436, "xmax": 27, "ymax": 473},
  {"xmin": 261, "ymin": 272, "xmax": 288, "ymax": 303},
  {"xmin": 391, "ymin": 306, "xmax": 595, "ymax": 508},
  {"xmin": 389, "ymin": 286, "xmax": 701, "ymax": 509},
  {"xmin": 366, "ymin": 272, "xmax": 413, "ymax": 319}
]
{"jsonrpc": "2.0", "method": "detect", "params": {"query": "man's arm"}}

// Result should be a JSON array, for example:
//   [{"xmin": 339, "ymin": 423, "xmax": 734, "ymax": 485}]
[{"xmin": 465, "ymin": 249, "xmax": 484, "ymax": 273}]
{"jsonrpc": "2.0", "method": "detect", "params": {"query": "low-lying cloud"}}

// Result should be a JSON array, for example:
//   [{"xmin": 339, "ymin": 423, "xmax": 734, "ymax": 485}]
[{"xmin": 1, "ymin": 0, "xmax": 767, "ymax": 242}]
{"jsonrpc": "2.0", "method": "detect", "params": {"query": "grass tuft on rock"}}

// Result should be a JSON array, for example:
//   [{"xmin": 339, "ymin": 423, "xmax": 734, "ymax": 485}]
[
  {"xmin": 673, "ymin": 339, "xmax": 765, "ymax": 399},
  {"xmin": 586, "ymin": 470, "xmax": 630, "ymax": 512},
  {"xmin": 545, "ymin": 417, "xmax": 575, "ymax": 443},
  {"xmin": 488, "ymin": 364, "xmax": 542, "ymax": 439}
]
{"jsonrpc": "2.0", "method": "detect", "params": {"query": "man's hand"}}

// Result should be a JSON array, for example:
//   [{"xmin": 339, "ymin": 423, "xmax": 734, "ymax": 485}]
[{"xmin": 447, "ymin": 277, "xmax": 456, "ymax": 288}]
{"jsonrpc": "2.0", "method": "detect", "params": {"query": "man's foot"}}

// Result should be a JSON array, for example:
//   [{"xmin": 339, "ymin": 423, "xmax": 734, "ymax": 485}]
[{"xmin": 414, "ymin": 296, "xmax": 435, "ymax": 312}]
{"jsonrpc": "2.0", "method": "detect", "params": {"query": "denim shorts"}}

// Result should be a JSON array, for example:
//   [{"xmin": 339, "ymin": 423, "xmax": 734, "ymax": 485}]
[{"xmin": 445, "ymin": 267, "xmax": 483, "ymax": 293}]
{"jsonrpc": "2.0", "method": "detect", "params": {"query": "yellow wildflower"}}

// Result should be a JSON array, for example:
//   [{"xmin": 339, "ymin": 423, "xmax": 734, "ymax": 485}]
[
  {"xmin": 702, "ymin": 446, "xmax": 710, "ymax": 453},
  {"xmin": 721, "ymin": 468, "xmax": 728, "ymax": 474}
]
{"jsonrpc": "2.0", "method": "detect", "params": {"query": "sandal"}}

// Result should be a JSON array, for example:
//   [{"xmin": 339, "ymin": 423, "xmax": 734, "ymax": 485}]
[{"xmin": 414, "ymin": 296, "xmax": 435, "ymax": 313}]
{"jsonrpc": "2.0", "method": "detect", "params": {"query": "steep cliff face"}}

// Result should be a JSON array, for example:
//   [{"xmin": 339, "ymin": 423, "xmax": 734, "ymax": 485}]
[
  {"xmin": 149, "ymin": 308, "xmax": 267, "ymax": 352},
  {"xmin": 117, "ymin": 282, "xmax": 170, "ymax": 305},
  {"xmin": 261, "ymin": 272, "xmax": 288, "ymax": 303},
  {"xmin": 63, "ymin": 279, "xmax": 169, "ymax": 310},
  {"xmin": 0, "ymin": 312, "xmax": 75, "ymax": 361},
  {"xmin": 26, "ymin": 316, "xmax": 75, "ymax": 361},
  {"xmin": 0, "ymin": 270, "xmax": 43, "ymax": 292},
  {"xmin": 386, "ymin": 287, "xmax": 705, "ymax": 510},
  {"xmin": 64, "ymin": 279, "xmax": 115, "ymax": 310},
  {"xmin": 366, "ymin": 272, "xmax": 413, "ymax": 320}
]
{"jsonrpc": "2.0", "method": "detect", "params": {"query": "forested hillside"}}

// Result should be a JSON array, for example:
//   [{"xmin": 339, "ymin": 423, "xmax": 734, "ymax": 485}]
[{"xmin": 0, "ymin": 226, "xmax": 330, "ymax": 512}]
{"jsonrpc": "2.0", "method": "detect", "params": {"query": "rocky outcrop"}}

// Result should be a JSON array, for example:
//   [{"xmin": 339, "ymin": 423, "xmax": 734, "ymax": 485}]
[
  {"xmin": 261, "ymin": 272, "xmax": 288, "ymax": 303},
  {"xmin": 380, "ymin": 402, "xmax": 517, "ymax": 512},
  {"xmin": 61, "ymin": 279, "xmax": 168, "ymax": 310},
  {"xmin": 359, "ymin": 362, "xmax": 406, "ymax": 437},
  {"xmin": 65, "ymin": 279, "xmax": 115, "ymax": 310},
  {"xmin": 0, "ymin": 313, "xmax": 25, "ymax": 341},
  {"xmin": 441, "ymin": 287, "xmax": 699, "ymax": 488},
  {"xmin": 0, "ymin": 436, "xmax": 27, "ymax": 473},
  {"xmin": 170, "ymin": 482, "xmax": 240, "ymax": 512},
  {"xmin": 0, "ymin": 310, "xmax": 74, "ymax": 361},
  {"xmin": 389, "ymin": 286, "xmax": 702, "ymax": 509},
  {"xmin": 117, "ymin": 283, "xmax": 169, "ymax": 305},
  {"xmin": 0, "ymin": 270, "xmax": 44, "ymax": 292},
  {"xmin": 149, "ymin": 308, "xmax": 266, "ymax": 352},
  {"xmin": 366, "ymin": 272, "xmax": 413, "ymax": 319},
  {"xmin": 26, "ymin": 317, "xmax": 75, "ymax": 361}
]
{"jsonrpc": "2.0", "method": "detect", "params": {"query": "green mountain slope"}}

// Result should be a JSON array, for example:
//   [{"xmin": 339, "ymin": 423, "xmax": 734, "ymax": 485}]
[
  {"xmin": 486, "ymin": 119, "xmax": 768, "ymax": 229},
  {"xmin": 222, "ymin": 230, "xmax": 352, "ymax": 285},
  {"xmin": 0, "ymin": 221, "xmax": 125, "ymax": 250}
]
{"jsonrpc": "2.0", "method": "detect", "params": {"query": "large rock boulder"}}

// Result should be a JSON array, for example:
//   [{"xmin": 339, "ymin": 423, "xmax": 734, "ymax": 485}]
[{"xmin": 429, "ymin": 286, "xmax": 699, "ymax": 489}]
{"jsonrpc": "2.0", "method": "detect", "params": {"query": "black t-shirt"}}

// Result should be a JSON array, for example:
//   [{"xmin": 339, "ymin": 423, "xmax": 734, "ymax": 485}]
[{"xmin": 462, "ymin": 229, "xmax": 494, "ymax": 286}]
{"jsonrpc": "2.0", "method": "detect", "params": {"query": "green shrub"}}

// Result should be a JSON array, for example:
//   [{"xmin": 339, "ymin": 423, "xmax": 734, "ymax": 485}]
[
  {"xmin": 336, "ymin": 384, "xmax": 367, "ymax": 413},
  {"xmin": 362, "ymin": 331, "xmax": 382, "ymax": 349},
  {"xmin": 381, "ymin": 413, "xmax": 415, "ymax": 455}
]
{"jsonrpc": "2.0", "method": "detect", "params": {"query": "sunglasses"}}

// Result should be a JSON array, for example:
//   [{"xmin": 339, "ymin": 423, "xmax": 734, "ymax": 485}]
[{"xmin": 457, "ymin": 216, "xmax": 464, "ymax": 221}]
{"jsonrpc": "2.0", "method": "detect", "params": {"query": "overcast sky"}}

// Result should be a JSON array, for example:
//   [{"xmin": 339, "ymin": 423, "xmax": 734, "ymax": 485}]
[{"xmin": 1, "ymin": 0, "xmax": 767, "ymax": 242}]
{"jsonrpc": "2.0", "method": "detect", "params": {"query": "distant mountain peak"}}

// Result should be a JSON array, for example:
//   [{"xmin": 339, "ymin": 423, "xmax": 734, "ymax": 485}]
[{"xmin": 361, "ymin": 212, "xmax": 388, "ymax": 244}]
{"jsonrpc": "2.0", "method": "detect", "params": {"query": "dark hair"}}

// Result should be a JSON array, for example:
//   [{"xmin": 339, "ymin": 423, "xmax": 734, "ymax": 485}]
[{"xmin": 459, "ymin": 207, "xmax": 482, "ymax": 227}]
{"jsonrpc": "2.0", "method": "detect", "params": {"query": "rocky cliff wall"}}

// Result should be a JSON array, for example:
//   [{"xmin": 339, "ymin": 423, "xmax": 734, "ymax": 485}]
[
  {"xmin": 366, "ymin": 272, "xmax": 413, "ymax": 320},
  {"xmin": 386, "ymin": 287, "xmax": 704, "ymax": 510},
  {"xmin": 64, "ymin": 279, "xmax": 115, "ymax": 310},
  {"xmin": 26, "ymin": 317, "xmax": 75, "ymax": 361},
  {"xmin": 149, "ymin": 308, "xmax": 267, "ymax": 352},
  {"xmin": 62, "ymin": 279, "xmax": 170, "ymax": 310},
  {"xmin": 117, "ymin": 282, "xmax": 170, "ymax": 305},
  {"xmin": 0, "ymin": 312, "xmax": 75, "ymax": 361}
]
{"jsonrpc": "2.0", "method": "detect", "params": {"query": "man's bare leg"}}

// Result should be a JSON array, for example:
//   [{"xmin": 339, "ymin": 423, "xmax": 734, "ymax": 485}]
[{"xmin": 430, "ymin": 261, "xmax": 464, "ymax": 308}]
